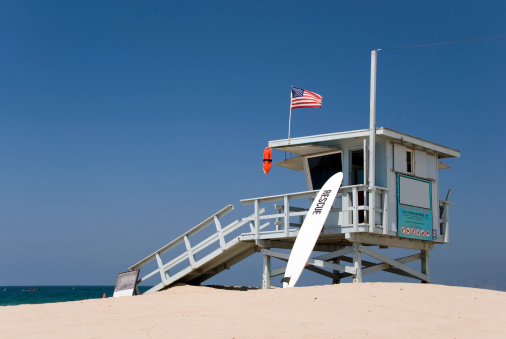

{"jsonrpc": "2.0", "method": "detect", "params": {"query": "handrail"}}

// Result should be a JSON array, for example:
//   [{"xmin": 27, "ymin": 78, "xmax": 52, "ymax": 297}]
[
  {"xmin": 129, "ymin": 205, "xmax": 234, "ymax": 270},
  {"xmin": 130, "ymin": 205, "xmax": 269, "ymax": 293},
  {"xmin": 241, "ymin": 190, "xmax": 319, "ymax": 205},
  {"xmin": 241, "ymin": 185, "xmax": 389, "ymax": 237},
  {"xmin": 125, "ymin": 184, "xmax": 450, "ymax": 294},
  {"xmin": 241, "ymin": 185, "xmax": 388, "ymax": 205}
]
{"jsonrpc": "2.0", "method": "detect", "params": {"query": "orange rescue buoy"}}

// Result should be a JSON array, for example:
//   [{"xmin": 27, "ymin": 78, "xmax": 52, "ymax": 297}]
[{"xmin": 263, "ymin": 147, "xmax": 272, "ymax": 174}]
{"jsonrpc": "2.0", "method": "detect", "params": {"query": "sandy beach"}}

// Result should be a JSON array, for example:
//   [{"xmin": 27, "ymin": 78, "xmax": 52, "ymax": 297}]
[{"xmin": 1, "ymin": 283, "xmax": 505, "ymax": 338}]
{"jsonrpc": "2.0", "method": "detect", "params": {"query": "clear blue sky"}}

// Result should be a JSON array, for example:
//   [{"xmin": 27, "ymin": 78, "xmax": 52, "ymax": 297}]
[{"xmin": 1, "ymin": 1, "xmax": 505, "ymax": 289}]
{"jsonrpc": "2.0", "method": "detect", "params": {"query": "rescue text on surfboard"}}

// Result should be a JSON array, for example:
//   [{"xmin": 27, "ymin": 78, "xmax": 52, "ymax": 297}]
[{"xmin": 313, "ymin": 190, "xmax": 332, "ymax": 215}]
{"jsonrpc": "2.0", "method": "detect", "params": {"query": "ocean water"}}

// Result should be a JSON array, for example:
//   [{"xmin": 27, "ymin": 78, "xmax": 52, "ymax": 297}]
[{"xmin": 0, "ymin": 286, "xmax": 151, "ymax": 306}]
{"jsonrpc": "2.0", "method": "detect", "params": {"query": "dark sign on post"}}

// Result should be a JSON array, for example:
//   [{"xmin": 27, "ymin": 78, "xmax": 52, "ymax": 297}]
[{"xmin": 113, "ymin": 270, "xmax": 140, "ymax": 297}]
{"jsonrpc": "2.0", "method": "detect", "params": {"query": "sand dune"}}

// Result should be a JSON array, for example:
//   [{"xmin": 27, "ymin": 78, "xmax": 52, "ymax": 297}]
[{"xmin": 1, "ymin": 283, "xmax": 505, "ymax": 338}]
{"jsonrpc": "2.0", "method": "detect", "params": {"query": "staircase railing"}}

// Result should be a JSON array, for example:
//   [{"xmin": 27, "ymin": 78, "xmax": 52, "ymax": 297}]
[{"xmin": 128, "ymin": 205, "xmax": 267, "ymax": 294}]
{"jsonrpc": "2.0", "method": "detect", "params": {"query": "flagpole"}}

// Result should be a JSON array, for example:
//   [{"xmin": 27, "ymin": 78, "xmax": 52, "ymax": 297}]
[{"xmin": 288, "ymin": 88, "xmax": 292, "ymax": 141}]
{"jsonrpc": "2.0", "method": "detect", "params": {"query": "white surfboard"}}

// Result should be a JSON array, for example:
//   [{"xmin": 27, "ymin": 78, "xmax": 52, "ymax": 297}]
[{"xmin": 282, "ymin": 172, "xmax": 343, "ymax": 288}]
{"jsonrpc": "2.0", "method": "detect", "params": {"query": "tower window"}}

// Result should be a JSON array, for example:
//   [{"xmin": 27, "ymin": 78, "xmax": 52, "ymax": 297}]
[{"xmin": 406, "ymin": 149, "xmax": 414, "ymax": 173}]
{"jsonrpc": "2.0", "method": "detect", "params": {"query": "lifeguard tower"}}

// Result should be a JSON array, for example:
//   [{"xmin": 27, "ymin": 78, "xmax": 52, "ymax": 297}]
[
  {"xmin": 117, "ymin": 125, "xmax": 459, "ymax": 295},
  {"xmin": 115, "ymin": 51, "xmax": 460, "ymax": 295},
  {"xmin": 255, "ymin": 127, "xmax": 459, "ymax": 287}
]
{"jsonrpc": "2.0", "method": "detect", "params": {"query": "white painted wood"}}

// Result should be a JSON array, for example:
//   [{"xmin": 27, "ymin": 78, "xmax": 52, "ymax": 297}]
[
  {"xmin": 360, "ymin": 245, "xmax": 429, "ymax": 282},
  {"xmin": 346, "ymin": 233, "xmax": 434, "ymax": 251},
  {"xmin": 415, "ymin": 149, "xmax": 427, "ymax": 178},
  {"xmin": 352, "ymin": 186, "xmax": 358, "ymax": 231},
  {"xmin": 426, "ymin": 153, "xmax": 438, "ymax": 180},
  {"xmin": 264, "ymin": 248, "xmax": 355, "ymax": 276},
  {"xmin": 421, "ymin": 250, "xmax": 429, "ymax": 282},
  {"xmin": 382, "ymin": 190, "xmax": 389, "ymax": 234},
  {"xmin": 361, "ymin": 253, "xmax": 422, "ymax": 276},
  {"xmin": 214, "ymin": 216, "xmax": 226, "ymax": 249},
  {"xmin": 155, "ymin": 253, "xmax": 168, "ymax": 283},
  {"xmin": 284, "ymin": 195, "xmax": 290, "ymax": 237},
  {"xmin": 393, "ymin": 143, "xmax": 407, "ymax": 172},
  {"xmin": 352, "ymin": 242, "xmax": 362, "ymax": 283},
  {"xmin": 129, "ymin": 205, "xmax": 234, "ymax": 270},
  {"xmin": 262, "ymin": 251, "xmax": 271, "ymax": 289},
  {"xmin": 183, "ymin": 235, "xmax": 196, "ymax": 268},
  {"xmin": 269, "ymin": 127, "xmax": 460, "ymax": 159},
  {"xmin": 254, "ymin": 200, "xmax": 260, "ymax": 240}
]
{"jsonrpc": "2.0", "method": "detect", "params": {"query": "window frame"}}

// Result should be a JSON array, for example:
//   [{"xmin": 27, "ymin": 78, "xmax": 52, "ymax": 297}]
[
  {"xmin": 406, "ymin": 149, "xmax": 415, "ymax": 174},
  {"xmin": 303, "ymin": 150, "xmax": 343, "ymax": 190}
]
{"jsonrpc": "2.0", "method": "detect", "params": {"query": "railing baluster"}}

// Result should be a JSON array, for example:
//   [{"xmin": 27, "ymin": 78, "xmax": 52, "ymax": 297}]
[
  {"xmin": 133, "ymin": 185, "xmax": 396, "ymax": 292},
  {"xmin": 214, "ymin": 216, "xmax": 226, "ymax": 249},
  {"xmin": 382, "ymin": 190, "xmax": 388, "ymax": 234},
  {"xmin": 254, "ymin": 199, "xmax": 260, "ymax": 240},
  {"xmin": 184, "ymin": 235, "xmax": 196, "ymax": 268},
  {"xmin": 155, "ymin": 252, "xmax": 168, "ymax": 283},
  {"xmin": 284, "ymin": 195, "xmax": 290, "ymax": 237},
  {"xmin": 275, "ymin": 205, "xmax": 282, "ymax": 231},
  {"xmin": 352, "ymin": 186, "xmax": 358, "ymax": 232}
]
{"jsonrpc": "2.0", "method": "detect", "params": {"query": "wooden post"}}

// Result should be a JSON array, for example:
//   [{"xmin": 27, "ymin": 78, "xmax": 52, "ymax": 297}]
[
  {"xmin": 352, "ymin": 186, "xmax": 359, "ymax": 232},
  {"xmin": 284, "ymin": 195, "xmax": 290, "ymax": 237},
  {"xmin": 155, "ymin": 252, "xmax": 168, "ymax": 283},
  {"xmin": 262, "ymin": 250, "xmax": 271, "ymax": 289},
  {"xmin": 352, "ymin": 243, "xmax": 362, "ymax": 283},
  {"xmin": 421, "ymin": 249, "xmax": 429, "ymax": 283},
  {"xmin": 183, "ymin": 235, "xmax": 196, "ymax": 268},
  {"xmin": 254, "ymin": 199, "xmax": 260, "ymax": 240},
  {"xmin": 214, "ymin": 216, "xmax": 226, "ymax": 249},
  {"xmin": 332, "ymin": 258, "xmax": 341, "ymax": 284}
]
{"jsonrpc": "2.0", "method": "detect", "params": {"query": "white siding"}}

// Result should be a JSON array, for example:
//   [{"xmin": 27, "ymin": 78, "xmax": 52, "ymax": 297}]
[
  {"xmin": 414, "ymin": 149, "xmax": 427, "ymax": 178},
  {"xmin": 393, "ymin": 143, "xmax": 406, "ymax": 172}
]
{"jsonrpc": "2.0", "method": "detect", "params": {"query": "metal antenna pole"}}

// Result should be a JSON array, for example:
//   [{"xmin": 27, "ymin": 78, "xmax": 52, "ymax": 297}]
[{"xmin": 368, "ymin": 50, "xmax": 378, "ymax": 232}]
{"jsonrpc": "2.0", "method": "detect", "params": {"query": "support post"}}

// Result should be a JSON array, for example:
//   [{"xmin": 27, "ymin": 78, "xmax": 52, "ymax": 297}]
[
  {"xmin": 421, "ymin": 249, "xmax": 430, "ymax": 284},
  {"xmin": 352, "ymin": 242, "xmax": 362, "ymax": 283},
  {"xmin": 332, "ymin": 258, "xmax": 341, "ymax": 284},
  {"xmin": 254, "ymin": 199, "xmax": 260, "ymax": 241},
  {"xmin": 262, "ymin": 250, "xmax": 271, "ymax": 289}
]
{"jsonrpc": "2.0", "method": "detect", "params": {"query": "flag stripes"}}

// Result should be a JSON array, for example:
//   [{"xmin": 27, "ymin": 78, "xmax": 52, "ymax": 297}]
[{"xmin": 291, "ymin": 87, "xmax": 323, "ymax": 109}]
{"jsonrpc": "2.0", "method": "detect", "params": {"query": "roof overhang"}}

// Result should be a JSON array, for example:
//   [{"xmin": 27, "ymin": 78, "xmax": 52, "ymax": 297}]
[{"xmin": 269, "ymin": 127, "xmax": 460, "ymax": 159}]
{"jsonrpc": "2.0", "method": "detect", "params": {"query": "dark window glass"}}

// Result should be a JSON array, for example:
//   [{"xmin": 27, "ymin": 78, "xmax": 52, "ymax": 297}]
[
  {"xmin": 308, "ymin": 153, "xmax": 342, "ymax": 190},
  {"xmin": 351, "ymin": 150, "xmax": 364, "ymax": 185},
  {"xmin": 406, "ymin": 150, "xmax": 413, "ymax": 173}
]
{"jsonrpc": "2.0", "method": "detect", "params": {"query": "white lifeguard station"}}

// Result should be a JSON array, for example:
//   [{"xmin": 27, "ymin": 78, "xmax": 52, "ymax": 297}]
[
  {"xmin": 119, "ymin": 125, "xmax": 459, "ymax": 294},
  {"xmin": 117, "ymin": 51, "xmax": 460, "ymax": 294},
  {"xmin": 254, "ymin": 126, "xmax": 459, "ymax": 287}
]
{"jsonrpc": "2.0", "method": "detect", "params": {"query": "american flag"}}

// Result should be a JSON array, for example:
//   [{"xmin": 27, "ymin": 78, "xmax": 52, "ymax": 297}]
[{"xmin": 291, "ymin": 87, "xmax": 323, "ymax": 109}]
